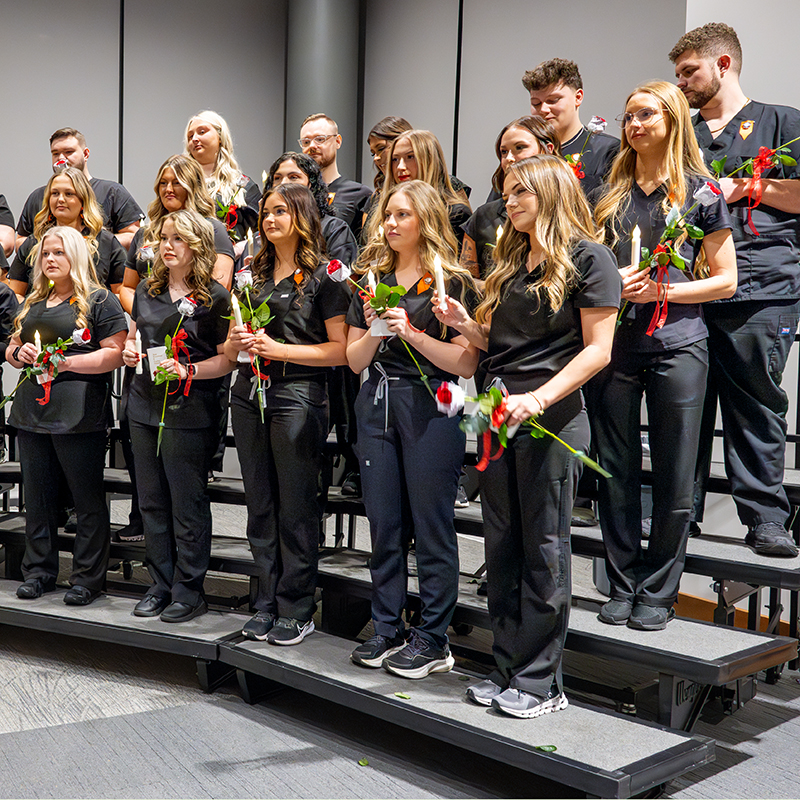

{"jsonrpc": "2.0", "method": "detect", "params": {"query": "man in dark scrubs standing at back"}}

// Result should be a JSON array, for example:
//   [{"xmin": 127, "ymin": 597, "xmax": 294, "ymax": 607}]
[{"xmin": 670, "ymin": 22, "xmax": 800, "ymax": 556}]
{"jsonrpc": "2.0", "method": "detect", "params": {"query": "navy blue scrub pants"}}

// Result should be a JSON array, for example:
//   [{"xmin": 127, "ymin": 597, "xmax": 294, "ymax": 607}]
[
  {"xmin": 356, "ymin": 374, "xmax": 463, "ymax": 649},
  {"xmin": 693, "ymin": 299, "xmax": 800, "ymax": 528},
  {"xmin": 18, "ymin": 429, "xmax": 109, "ymax": 591},
  {"xmin": 129, "ymin": 421, "xmax": 217, "ymax": 606},
  {"xmin": 592, "ymin": 340, "xmax": 708, "ymax": 608},
  {"xmin": 480, "ymin": 392, "xmax": 587, "ymax": 696},
  {"xmin": 231, "ymin": 377, "xmax": 328, "ymax": 622}
]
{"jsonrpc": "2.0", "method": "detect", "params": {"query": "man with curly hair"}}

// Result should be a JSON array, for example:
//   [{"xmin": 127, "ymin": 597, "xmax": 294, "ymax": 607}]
[{"xmin": 670, "ymin": 22, "xmax": 800, "ymax": 556}]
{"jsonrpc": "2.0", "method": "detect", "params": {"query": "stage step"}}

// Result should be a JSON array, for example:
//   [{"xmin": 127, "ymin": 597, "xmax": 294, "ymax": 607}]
[{"xmin": 218, "ymin": 629, "xmax": 713, "ymax": 799}]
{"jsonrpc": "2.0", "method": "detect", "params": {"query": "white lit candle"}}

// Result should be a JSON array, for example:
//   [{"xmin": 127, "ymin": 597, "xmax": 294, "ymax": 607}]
[
  {"xmin": 261, "ymin": 169, "xmax": 268, "ymax": 184},
  {"xmin": 231, "ymin": 293, "xmax": 244, "ymax": 327},
  {"xmin": 34, "ymin": 330, "xmax": 41, "ymax": 360},
  {"xmin": 378, "ymin": 225, "xmax": 384, "ymax": 239},
  {"xmin": 630, "ymin": 224, "xmax": 641, "ymax": 269},
  {"xmin": 433, "ymin": 253, "xmax": 447, "ymax": 310},
  {"xmin": 367, "ymin": 269, "xmax": 377, "ymax": 294},
  {"xmin": 134, "ymin": 330, "xmax": 143, "ymax": 375},
  {"xmin": 496, "ymin": 224, "xmax": 504, "ymax": 243},
  {"xmin": 246, "ymin": 230, "xmax": 254, "ymax": 259}
]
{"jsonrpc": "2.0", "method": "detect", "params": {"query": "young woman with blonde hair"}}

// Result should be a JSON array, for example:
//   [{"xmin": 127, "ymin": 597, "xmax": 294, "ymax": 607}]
[
  {"xmin": 8, "ymin": 226, "xmax": 127, "ymax": 605},
  {"xmin": 592, "ymin": 80, "xmax": 736, "ymax": 630},
  {"xmin": 436, "ymin": 155, "xmax": 620, "ymax": 716},
  {"xmin": 185, "ymin": 110, "xmax": 260, "ymax": 252},
  {"xmin": 9, "ymin": 168, "xmax": 126, "ymax": 298},
  {"xmin": 346, "ymin": 179, "xmax": 478, "ymax": 677}
]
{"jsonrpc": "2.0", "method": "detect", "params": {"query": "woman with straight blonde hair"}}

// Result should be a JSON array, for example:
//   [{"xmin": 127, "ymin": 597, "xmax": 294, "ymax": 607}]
[
  {"xmin": 592, "ymin": 81, "xmax": 737, "ymax": 630},
  {"xmin": 346, "ymin": 179, "xmax": 478, "ymax": 677},
  {"xmin": 436, "ymin": 155, "xmax": 620, "ymax": 716},
  {"xmin": 8, "ymin": 226, "xmax": 127, "ymax": 605},
  {"xmin": 185, "ymin": 110, "xmax": 260, "ymax": 252},
  {"xmin": 9, "ymin": 168, "xmax": 126, "ymax": 298}
]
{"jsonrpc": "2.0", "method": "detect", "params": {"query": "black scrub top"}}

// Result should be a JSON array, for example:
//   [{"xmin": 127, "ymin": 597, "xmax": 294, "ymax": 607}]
[
  {"xmin": 606, "ymin": 175, "xmax": 732, "ymax": 353},
  {"xmin": 10, "ymin": 229, "xmax": 127, "ymax": 292},
  {"xmin": 232, "ymin": 261, "xmax": 350, "ymax": 396},
  {"xmin": 127, "ymin": 281, "xmax": 230, "ymax": 429},
  {"xmin": 482, "ymin": 240, "xmax": 620, "ymax": 395},
  {"xmin": 0, "ymin": 283, "xmax": 18, "ymax": 362},
  {"xmin": 347, "ymin": 270, "xmax": 476, "ymax": 383},
  {"xmin": 0, "ymin": 194, "xmax": 14, "ymax": 228},
  {"xmin": 322, "ymin": 215, "xmax": 359, "ymax": 265},
  {"xmin": 126, "ymin": 219, "xmax": 235, "ymax": 279},
  {"xmin": 561, "ymin": 127, "xmax": 620, "ymax": 196},
  {"xmin": 693, "ymin": 100, "xmax": 800, "ymax": 301},
  {"xmin": 214, "ymin": 176, "xmax": 261, "ymax": 244},
  {"xmin": 462, "ymin": 199, "xmax": 506, "ymax": 278},
  {"xmin": 328, "ymin": 176, "xmax": 373, "ymax": 240},
  {"xmin": 9, "ymin": 289, "xmax": 126, "ymax": 434},
  {"xmin": 17, "ymin": 178, "xmax": 143, "ymax": 238}
]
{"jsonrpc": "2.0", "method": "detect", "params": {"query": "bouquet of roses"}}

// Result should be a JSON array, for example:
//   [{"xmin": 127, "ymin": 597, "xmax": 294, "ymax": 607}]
[
  {"xmin": 154, "ymin": 296, "xmax": 197, "ymax": 455},
  {"xmin": 436, "ymin": 381, "xmax": 611, "ymax": 476},
  {"xmin": 215, "ymin": 174, "xmax": 251, "ymax": 243},
  {"xmin": 0, "ymin": 328, "xmax": 91, "ymax": 410}
]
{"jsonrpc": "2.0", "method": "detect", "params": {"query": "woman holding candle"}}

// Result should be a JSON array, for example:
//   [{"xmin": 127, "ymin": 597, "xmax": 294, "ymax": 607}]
[
  {"xmin": 592, "ymin": 81, "xmax": 737, "ymax": 630},
  {"xmin": 225, "ymin": 183, "xmax": 350, "ymax": 645},
  {"xmin": 435, "ymin": 155, "xmax": 620, "ymax": 716},
  {"xmin": 460, "ymin": 116, "xmax": 560, "ymax": 279},
  {"xmin": 346, "ymin": 179, "xmax": 478, "ymax": 677},
  {"xmin": 120, "ymin": 155, "xmax": 235, "ymax": 313},
  {"xmin": 380, "ymin": 130, "xmax": 472, "ymax": 251},
  {"xmin": 9, "ymin": 168, "xmax": 127, "ymax": 300},
  {"xmin": 121, "ymin": 210, "xmax": 233, "ymax": 623},
  {"xmin": 8, "ymin": 226, "xmax": 126, "ymax": 605},
  {"xmin": 185, "ymin": 110, "xmax": 260, "ymax": 254}
]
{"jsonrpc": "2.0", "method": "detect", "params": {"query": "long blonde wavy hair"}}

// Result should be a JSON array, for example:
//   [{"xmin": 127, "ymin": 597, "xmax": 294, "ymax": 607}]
[
  {"xmin": 146, "ymin": 210, "xmax": 216, "ymax": 308},
  {"xmin": 184, "ymin": 110, "xmax": 244, "ymax": 204},
  {"xmin": 14, "ymin": 226, "xmax": 103, "ymax": 337},
  {"xmin": 31, "ymin": 168, "xmax": 103, "ymax": 262},
  {"xmin": 476, "ymin": 155, "xmax": 600, "ymax": 324},
  {"xmin": 594, "ymin": 81, "xmax": 712, "ymax": 251}
]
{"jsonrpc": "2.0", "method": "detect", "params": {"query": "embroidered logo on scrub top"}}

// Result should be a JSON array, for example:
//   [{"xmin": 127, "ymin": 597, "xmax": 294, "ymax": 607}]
[
  {"xmin": 416, "ymin": 272, "xmax": 433, "ymax": 294},
  {"xmin": 739, "ymin": 120, "xmax": 755, "ymax": 140}
]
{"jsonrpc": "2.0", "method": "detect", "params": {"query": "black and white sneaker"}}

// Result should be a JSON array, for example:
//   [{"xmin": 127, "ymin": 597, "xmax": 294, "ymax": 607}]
[
  {"xmin": 351, "ymin": 633, "xmax": 407, "ymax": 668},
  {"xmin": 242, "ymin": 611, "xmax": 276, "ymax": 641},
  {"xmin": 383, "ymin": 630, "xmax": 454, "ymax": 679},
  {"xmin": 491, "ymin": 686, "xmax": 568, "ymax": 719},
  {"xmin": 466, "ymin": 678, "xmax": 504, "ymax": 706},
  {"xmin": 267, "ymin": 617, "xmax": 315, "ymax": 645}
]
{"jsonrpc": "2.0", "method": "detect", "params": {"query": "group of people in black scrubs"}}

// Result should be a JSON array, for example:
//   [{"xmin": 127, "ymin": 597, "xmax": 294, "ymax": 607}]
[{"xmin": 2, "ymin": 20, "xmax": 799, "ymax": 719}]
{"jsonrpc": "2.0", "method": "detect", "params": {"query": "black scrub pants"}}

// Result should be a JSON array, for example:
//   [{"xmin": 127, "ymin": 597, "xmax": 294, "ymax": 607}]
[
  {"xmin": 356, "ymin": 375, "xmax": 462, "ymax": 649},
  {"xmin": 693, "ymin": 300, "xmax": 800, "ymax": 528},
  {"xmin": 231, "ymin": 377, "xmax": 328, "ymax": 622},
  {"xmin": 481, "ymin": 395, "xmax": 587, "ymax": 696},
  {"xmin": 18, "ymin": 429, "xmax": 109, "ymax": 591},
  {"xmin": 593, "ymin": 341, "xmax": 708, "ymax": 608},
  {"xmin": 129, "ymin": 421, "xmax": 217, "ymax": 606}
]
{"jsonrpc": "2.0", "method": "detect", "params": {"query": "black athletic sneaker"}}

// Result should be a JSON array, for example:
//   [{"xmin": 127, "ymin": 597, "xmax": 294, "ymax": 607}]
[
  {"xmin": 383, "ymin": 630, "xmax": 454, "ymax": 679},
  {"xmin": 242, "ymin": 611, "xmax": 276, "ymax": 641},
  {"xmin": 351, "ymin": 633, "xmax": 407, "ymax": 668},
  {"xmin": 745, "ymin": 522, "xmax": 799, "ymax": 557},
  {"xmin": 266, "ymin": 617, "xmax": 315, "ymax": 645}
]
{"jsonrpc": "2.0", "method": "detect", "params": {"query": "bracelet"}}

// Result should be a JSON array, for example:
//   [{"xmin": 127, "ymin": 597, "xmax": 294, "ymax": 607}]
[
  {"xmin": 187, "ymin": 363, "xmax": 196, "ymax": 378},
  {"xmin": 12, "ymin": 346, "xmax": 21, "ymax": 363},
  {"xmin": 284, "ymin": 344, "xmax": 290, "ymax": 362},
  {"xmin": 526, "ymin": 391, "xmax": 544, "ymax": 415}
]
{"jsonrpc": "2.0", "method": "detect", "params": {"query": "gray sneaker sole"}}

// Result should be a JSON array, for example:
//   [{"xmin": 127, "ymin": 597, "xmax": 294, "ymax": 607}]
[
  {"xmin": 493, "ymin": 692, "xmax": 569, "ymax": 719},
  {"xmin": 384, "ymin": 653, "xmax": 455, "ymax": 679}
]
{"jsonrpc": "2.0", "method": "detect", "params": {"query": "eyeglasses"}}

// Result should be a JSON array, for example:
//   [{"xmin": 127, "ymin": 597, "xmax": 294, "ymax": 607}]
[
  {"xmin": 615, "ymin": 108, "xmax": 662, "ymax": 128},
  {"xmin": 298, "ymin": 134, "xmax": 337, "ymax": 149}
]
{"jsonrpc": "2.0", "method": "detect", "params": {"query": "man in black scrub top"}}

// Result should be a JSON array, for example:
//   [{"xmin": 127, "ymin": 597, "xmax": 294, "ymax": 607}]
[
  {"xmin": 671, "ymin": 23, "xmax": 800, "ymax": 556},
  {"xmin": 299, "ymin": 113, "xmax": 372, "ymax": 241},
  {"xmin": 523, "ymin": 58, "xmax": 619, "ymax": 197},
  {"xmin": 16, "ymin": 127, "xmax": 142, "ymax": 251}
]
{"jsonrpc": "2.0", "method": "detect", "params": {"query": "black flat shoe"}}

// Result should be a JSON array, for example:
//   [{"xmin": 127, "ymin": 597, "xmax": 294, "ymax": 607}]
[
  {"xmin": 133, "ymin": 594, "xmax": 170, "ymax": 617},
  {"xmin": 160, "ymin": 599, "xmax": 208, "ymax": 623},
  {"xmin": 63, "ymin": 585, "xmax": 101, "ymax": 606},
  {"xmin": 16, "ymin": 577, "xmax": 56, "ymax": 599}
]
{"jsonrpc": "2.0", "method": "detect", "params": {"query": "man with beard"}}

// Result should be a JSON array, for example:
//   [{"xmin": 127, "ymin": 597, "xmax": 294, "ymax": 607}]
[
  {"xmin": 299, "ymin": 113, "xmax": 371, "ymax": 240},
  {"xmin": 16, "ymin": 127, "xmax": 142, "ymax": 250},
  {"xmin": 670, "ymin": 23, "xmax": 800, "ymax": 556}
]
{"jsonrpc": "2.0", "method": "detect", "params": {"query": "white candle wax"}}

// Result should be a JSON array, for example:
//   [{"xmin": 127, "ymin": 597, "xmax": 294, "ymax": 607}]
[
  {"xmin": 433, "ymin": 253, "xmax": 447, "ymax": 310},
  {"xmin": 630, "ymin": 224, "xmax": 641, "ymax": 268},
  {"xmin": 247, "ymin": 230, "xmax": 254, "ymax": 258},
  {"xmin": 231, "ymin": 293, "xmax": 244, "ymax": 327},
  {"xmin": 34, "ymin": 330, "xmax": 41, "ymax": 360},
  {"xmin": 134, "ymin": 330, "xmax": 143, "ymax": 375}
]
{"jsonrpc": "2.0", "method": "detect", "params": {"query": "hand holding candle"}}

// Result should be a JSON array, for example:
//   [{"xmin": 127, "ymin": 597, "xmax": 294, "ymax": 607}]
[
  {"xmin": 134, "ymin": 330, "xmax": 143, "ymax": 375},
  {"xmin": 630, "ymin": 224, "xmax": 641, "ymax": 269},
  {"xmin": 433, "ymin": 254, "xmax": 448, "ymax": 311}
]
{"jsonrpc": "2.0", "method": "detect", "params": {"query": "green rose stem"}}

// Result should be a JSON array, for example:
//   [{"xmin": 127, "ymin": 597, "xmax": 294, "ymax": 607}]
[
  {"xmin": 524, "ymin": 418, "xmax": 612, "ymax": 478},
  {"xmin": 242, "ymin": 286, "xmax": 266, "ymax": 424},
  {"xmin": 156, "ymin": 315, "xmax": 185, "ymax": 457},
  {"xmin": 0, "ymin": 373, "xmax": 29, "ymax": 411},
  {"xmin": 714, "ymin": 134, "xmax": 800, "ymax": 178}
]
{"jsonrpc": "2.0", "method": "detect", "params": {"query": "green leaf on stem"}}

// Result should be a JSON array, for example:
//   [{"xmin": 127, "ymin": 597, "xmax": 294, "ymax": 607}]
[
  {"xmin": 670, "ymin": 252, "xmax": 686, "ymax": 270},
  {"xmin": 745, "ymin": 162, "xmax": 754, "ymax": 176},
  {"xmin": 777, "ymin": 154, "xmax": 797, "ymax": 167},
  {"xmin": 497, "ymin": 424, "xmax": 508, "ymax": 449},
  {"xmin": 656, "ymin": 252, "xmax": 670, "ymax": 266},
  {"xmin": 710, "ymin": 156, "xmax": 727, "ymax": 176},
  {"xmin": 684, "ymin": 224, "xmax": 704, "ymax": 240}
]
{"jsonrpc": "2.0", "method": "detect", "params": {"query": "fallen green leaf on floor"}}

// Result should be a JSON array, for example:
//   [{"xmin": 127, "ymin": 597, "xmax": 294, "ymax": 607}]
[
  {"xmin": 394, "ymin": 692, "xmax": 411, "ymax": 699},
  {"xmin": 358, "ymin": 758, "xmax": 369, "ymax": 766},
  {"xmin": 535, "ymin": 745, "xmax": 557, "ymax": 752},
  {"xmin": 468, "ymin": 578, "xmax": 479, "ymax": 584},
  {"xmin": 458, "ymin": 675, "xmax": 470, "ymax": 681}
]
